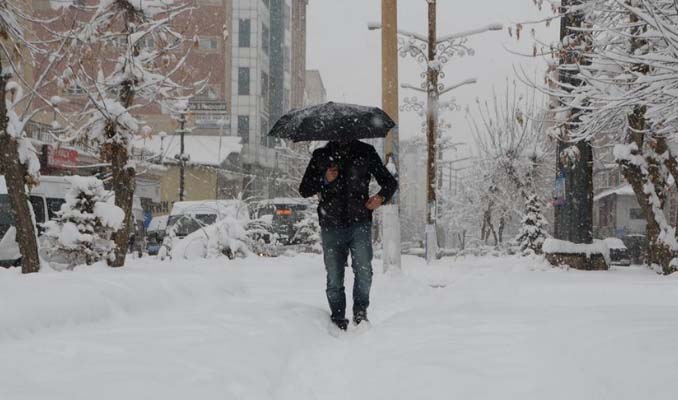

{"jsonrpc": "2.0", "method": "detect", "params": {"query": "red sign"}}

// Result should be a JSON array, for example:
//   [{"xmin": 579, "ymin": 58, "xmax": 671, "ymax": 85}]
[{"xmin": 46, "ymin": 146, "xmax": 79, "ymax": 168}]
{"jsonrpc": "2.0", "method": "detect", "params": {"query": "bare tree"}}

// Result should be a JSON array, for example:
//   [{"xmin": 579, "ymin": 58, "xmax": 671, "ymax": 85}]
[{"xmin": 457, "ymin": 83, "xmax": 553, "ymax": 248}]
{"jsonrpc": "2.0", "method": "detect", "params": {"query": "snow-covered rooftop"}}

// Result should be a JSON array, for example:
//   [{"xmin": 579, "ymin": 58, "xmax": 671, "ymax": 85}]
[
  {"xmin": 132, "ymin": 134, "xmax": 242, "ymax": 166},
  {"xmin": 594, "ymin": 185, "xmax": 635, "ymax": 202}
]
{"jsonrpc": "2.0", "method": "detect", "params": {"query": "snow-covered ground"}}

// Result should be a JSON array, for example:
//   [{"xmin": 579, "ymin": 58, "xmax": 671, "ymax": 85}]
[{"xmin": 2, "ymin": 254, "xmax": 678, "ymax": 399}]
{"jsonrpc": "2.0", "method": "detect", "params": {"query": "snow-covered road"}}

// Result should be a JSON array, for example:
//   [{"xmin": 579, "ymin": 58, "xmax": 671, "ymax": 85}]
[{"xmin": 2, "ymin": 254, "xmax": 678, "ymax": 399}]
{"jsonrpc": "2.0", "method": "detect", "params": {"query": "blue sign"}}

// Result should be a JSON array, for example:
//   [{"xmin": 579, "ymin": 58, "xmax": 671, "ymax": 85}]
[{"xmin": 553, "ymin": 172, "xmax": 566, "ymax": 206}]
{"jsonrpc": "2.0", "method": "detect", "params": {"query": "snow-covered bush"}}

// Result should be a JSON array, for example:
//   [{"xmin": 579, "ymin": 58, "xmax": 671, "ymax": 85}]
[
  {"xmin": 292, "ymin": 212, "xmax": 321, "ymax": 253},
  {"xmin": 514, "ymin": 194, "xmax": 548, "ymax": 255},
  {"xmin": 171, "ymin": 218, "xmax": 250, "ymax": 260},
  {"xmin": 244, "ymin": 217, "xmax": 278, "ymax": 255},
  {"xmin": 43, "ymin": 177, "xmax": 124, "ymax": 268}
]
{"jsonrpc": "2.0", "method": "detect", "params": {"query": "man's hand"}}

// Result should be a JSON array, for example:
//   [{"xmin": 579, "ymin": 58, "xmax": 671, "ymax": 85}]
[
  {"xmin": 325, "ymin": 165, "xmax": 339, "ymax": 183},
  {"xmin": 365, "ymin": 194, "xmax": 384, "ymax": 210}
]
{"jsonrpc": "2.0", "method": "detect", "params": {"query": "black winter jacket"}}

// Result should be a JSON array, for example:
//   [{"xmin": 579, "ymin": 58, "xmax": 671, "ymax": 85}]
[{"xmin": 299, "ymin": 140, "xmax": 398, "ymax": 228}]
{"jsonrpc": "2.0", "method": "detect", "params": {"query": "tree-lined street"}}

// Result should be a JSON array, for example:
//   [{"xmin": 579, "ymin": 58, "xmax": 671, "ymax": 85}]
[{"xmin": 2, "ymin": 255, "xmax": 678, "ymax": 399}]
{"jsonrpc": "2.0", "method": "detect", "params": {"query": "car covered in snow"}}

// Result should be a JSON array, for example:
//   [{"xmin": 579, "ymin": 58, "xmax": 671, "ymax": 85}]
[
  {"xmin": 603, "ymin": 237, "xmax": 631, "ymax": 266},
  {"xmin": 146, "ymin": 215, "xmax": 169, "ymax": 256},
  {"xmin": 249, "ymin": 198, "xmax": 314, "ymax": 245},
  {"xmin": 166, "ymin": 200, "xmax": 249, "ymax": 239}
]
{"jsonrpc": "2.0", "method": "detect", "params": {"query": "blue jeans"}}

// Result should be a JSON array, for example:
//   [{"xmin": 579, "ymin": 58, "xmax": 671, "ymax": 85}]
[{"xmin": 320, "ymin": 222, "xmax": 373, "ymax": 321}]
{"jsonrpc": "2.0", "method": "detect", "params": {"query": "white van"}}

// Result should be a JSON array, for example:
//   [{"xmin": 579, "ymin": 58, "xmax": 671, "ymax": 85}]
[
  {"xmin": 0, "ymin": 176, "xmax": 144, "ymax": 266},
  {"xmin": 0, "ymin": 176, "xmax": 70, "ymax": 265}
]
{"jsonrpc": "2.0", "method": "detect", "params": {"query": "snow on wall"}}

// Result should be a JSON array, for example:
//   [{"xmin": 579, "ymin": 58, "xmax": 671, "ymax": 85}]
[{"xmin": 543, "ymin": 238, "xmax": 611, "ymax": 265}]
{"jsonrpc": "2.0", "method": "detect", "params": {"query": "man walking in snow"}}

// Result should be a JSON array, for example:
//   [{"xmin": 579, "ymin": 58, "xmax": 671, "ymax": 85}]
[{"xmin": 299, "ymin": 139, "xmax": 398, "ymax": 331}]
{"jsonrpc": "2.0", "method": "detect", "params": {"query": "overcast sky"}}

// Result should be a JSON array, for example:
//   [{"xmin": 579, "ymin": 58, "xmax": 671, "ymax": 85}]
[{"xmin": 306, "ymin": 0, "xmax": 557, "ymax": 157}]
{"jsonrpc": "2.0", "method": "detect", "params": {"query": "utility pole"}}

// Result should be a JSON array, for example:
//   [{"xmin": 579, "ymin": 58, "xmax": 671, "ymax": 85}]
[
  {"xmin": 368, "ymin": 7, "xmax": 501, "ymax": 264},
  {"xmin": 381, "ymin": 0, "xmax": 402, "ymax": 272},
  {"xmin": 177, "ymin": 111, "xmax": 188, "ymax": 201},
  {"xmin": 425, "ymin": 0, "xmax": 439, "ymax": 263}
]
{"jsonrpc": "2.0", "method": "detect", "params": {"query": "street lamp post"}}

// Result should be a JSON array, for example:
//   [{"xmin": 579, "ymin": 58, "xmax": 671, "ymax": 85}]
[
  {"xmin": 370, "ymin": 11, "xmax": 501, "ymax": 263},
  {"xmin": 425, "ymin": 0, "xmax": 439, "ymax": 264}
]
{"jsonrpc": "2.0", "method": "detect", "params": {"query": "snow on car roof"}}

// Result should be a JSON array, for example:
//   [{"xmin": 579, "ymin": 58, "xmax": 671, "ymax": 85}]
[
  {"xmin": 148, "ymin": 215, "xmax": 169, "ymax": 232},
  {"xmin": 253, "ymin": 197, "xmax": 310, "ymax": 206},
  {"xmin": 603, "ymin": 237, "xmax": 627, "ymax": 250},
  {"xmin": 170, "ymin": 200, "xmax": 248, "ymax": 220}
]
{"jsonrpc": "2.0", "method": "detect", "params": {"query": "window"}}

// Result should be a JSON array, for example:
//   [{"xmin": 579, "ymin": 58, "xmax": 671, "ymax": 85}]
[
  {"xmin": 46, "ymin": 198, "xmax": 65, "ymax": 220},
  {"xmin": 261, "ymin": 71, "xmax": 269, "ymax": 106},
  {"xmin": 140, "ymin": 36, "xmax": 155, "ymax": 49},
  {"xmin": 238, "ymin": 67, "xmax": 250, "ymax": 95},
  {"xmin": 239, "ymin": 19, "xmax": 251, "ymax": 47},
  {"xmin": 262, "ymin": 24, "xmax": 270, "ymax": 55},
  {"xmin": 630, "ymin": 208, "xmax": 644, "ymax": 220},
  {"xmin": 671, "ymin": 197, "xmax": 678, "ymax": 226},
  {"xmin": 29, "ymin": 196, "xmax": 45, "ymax": 226},
  {"xmin": 262, "ymin": 0, "xmax": 269, "ymax": 8},
  {"xmin": 199, "ymin": 37, "xmax": 218, "ymax": 50},
  {"xmin": 238, "ymin": 116, "xmax": 250, "ymax": 143}
]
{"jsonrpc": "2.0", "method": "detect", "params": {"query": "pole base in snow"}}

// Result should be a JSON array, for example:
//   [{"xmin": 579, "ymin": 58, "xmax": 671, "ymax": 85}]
[
  {"xmin": 381, "ymin": 204, "xmax": 402, "ymax": 272},
  {"xmin": 425, "ymin": 224, "xmax": 438, "ymax": 265}
]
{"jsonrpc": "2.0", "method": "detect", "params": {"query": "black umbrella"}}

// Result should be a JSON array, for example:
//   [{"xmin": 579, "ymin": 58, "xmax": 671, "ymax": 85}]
[{"xmin": 268, "ymin": 102, "xmax": 395, "ymax": 142}]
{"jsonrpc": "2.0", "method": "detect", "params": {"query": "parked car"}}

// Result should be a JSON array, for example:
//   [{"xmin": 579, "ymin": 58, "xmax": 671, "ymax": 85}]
[
  {"xmin": 623, "ymin": 234, "xmax": 646, "ymax": 265},
  {"xmin": 166, "ymin": 200, "xmax": 249, "ymax": 239},
  {"xmin": 146, "ymin": 215, "xmax": 168, "ymax": 256},
  {"xmin": 0, "ymin": 176, "xmax": 69, "ymax": 266},
  {"xmin": 249, "ymin": 198, "xmax": 311, "ymax": 245},
  {"xmin": 604, "ymin": 237, "xmax": 631, "ymax": 266}
]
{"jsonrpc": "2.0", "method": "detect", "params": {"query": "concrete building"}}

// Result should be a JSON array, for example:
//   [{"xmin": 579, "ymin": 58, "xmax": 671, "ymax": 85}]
[
  {"xmin": 592, "ymin": 144, "xmax": 678, "ymax": 262},
  {"xmin": 304, "ymin": 70, "xmax": 327, "ymax": 106}
]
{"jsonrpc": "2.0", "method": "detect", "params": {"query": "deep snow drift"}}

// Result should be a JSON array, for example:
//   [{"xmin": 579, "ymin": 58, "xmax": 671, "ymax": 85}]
[{"xmin": 1, "ymin": 254, "xmax": 678, "ymax": 400}]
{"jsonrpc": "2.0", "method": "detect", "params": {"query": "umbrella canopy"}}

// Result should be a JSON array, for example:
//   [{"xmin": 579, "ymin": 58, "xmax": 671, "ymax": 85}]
[{"xmin": 268, "ymin": 102, "xmax": 395, "ymax": 142}]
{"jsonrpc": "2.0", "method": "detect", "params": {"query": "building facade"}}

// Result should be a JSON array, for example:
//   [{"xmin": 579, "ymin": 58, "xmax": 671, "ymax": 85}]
[{"xmin": 592, "ymin": 145, "xmax": 678, "ymax": 237}]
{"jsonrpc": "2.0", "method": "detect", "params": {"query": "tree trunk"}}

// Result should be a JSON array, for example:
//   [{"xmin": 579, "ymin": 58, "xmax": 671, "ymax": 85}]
[
  {"xmin": 622, "ymin": 4, "xmax": 676, "ymax": 274},
  {"xmin": 620, "ymin": 107, "xmax": 674, "ymax": 273},
  {"xmin": 0, "ymin": 71, "xmax": 41, "ymax": 274},
  {"xmin": 107, "ymin": 122, "xmax": 135, "ymax": 268},
  {"xmin": 0, "ymin": 136, "xmax": 41, "ymax": 273},
  {"xmin": 498, "ymin": 215, "xmax": 505, "ymax": 244}
]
